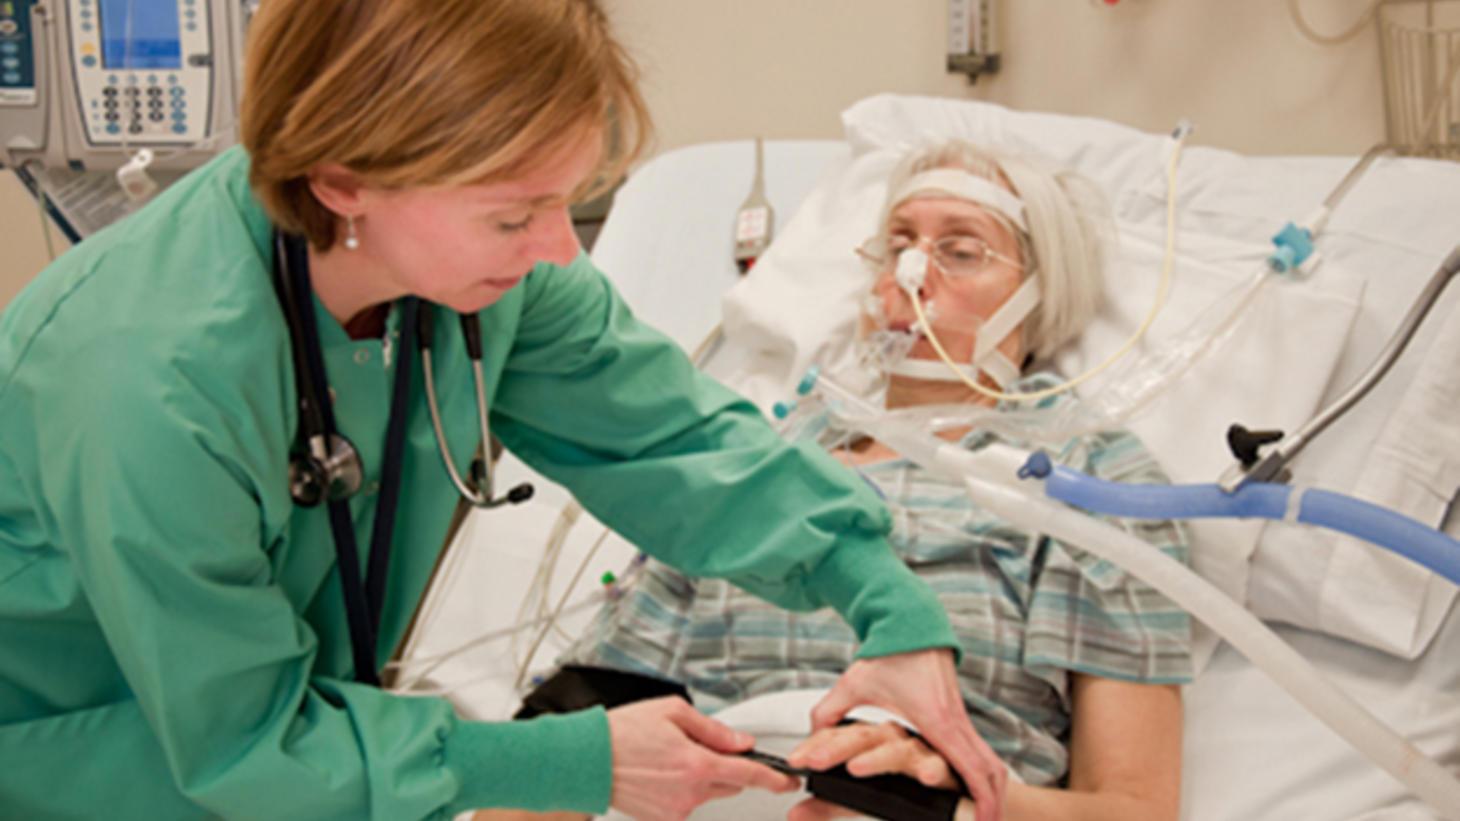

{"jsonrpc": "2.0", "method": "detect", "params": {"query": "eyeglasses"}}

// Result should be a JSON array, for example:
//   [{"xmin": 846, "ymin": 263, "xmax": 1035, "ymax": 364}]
[{"xmin": 856, "ymin": 234, "xmax": 1023, "ymax": 280}]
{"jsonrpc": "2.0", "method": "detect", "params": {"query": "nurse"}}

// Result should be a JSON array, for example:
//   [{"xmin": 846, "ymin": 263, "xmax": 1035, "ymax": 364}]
[{"xmin": 0, "ymin": 1, "xmax": 1004, "ymax": 818}]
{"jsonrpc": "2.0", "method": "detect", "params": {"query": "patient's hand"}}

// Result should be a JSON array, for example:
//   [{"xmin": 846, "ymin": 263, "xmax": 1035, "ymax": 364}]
[
  {"xmin": 785, "ymin": 722, "xmax": 966, "ymax": 821},
  {"xmin": 791, "ymin": 720, "xmax": 959, "ymax": 789},
  {"xmin": 811, "ymin": 651, "xmax": 1005, "ymax": 820}
]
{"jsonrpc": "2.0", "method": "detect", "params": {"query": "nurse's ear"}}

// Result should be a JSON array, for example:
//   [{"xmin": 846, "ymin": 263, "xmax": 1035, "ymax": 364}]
[{"xmin": 307, "ymin": 163, "xmax": 367, "ymax": 224}]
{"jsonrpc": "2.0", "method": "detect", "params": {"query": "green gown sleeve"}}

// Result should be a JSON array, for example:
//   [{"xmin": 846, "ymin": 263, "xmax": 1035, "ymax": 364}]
[
  {"xmin": 492, "ymin": 255, "xmax": 959, "ymax": 661},
  {"xmin": 24, "ymin": 298, "xmax": 609, "ymax": 819}
]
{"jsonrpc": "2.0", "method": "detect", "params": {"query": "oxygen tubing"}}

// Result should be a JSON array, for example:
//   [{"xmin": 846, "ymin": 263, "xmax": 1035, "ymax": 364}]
[
  {"xmin": 811, "ymin": 387, "xmax": 1460, "ymax": 817},
  {"xmin": 1022, "ymin": 453, "xmax": 1460, "ymax": 587}
]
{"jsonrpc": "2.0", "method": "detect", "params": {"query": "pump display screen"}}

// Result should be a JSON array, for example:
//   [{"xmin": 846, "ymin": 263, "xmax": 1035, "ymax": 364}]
[{"xmin": 99, "ymin": 0, "xmax": 182, "ymax": 69}]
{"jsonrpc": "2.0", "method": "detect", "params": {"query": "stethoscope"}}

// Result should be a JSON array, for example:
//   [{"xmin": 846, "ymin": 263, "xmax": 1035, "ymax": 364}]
[{"xmin": 271, "ymin": 231, "xmax": 532, "ymax": 684}]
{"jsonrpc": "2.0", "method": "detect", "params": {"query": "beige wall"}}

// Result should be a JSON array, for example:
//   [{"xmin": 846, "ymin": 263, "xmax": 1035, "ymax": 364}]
[
  {"xmin": 605, "ymin": 0, "xmax": 1387, "ymax": 156},
  {"xmin": 1, "ymin": 172, "xmax": 71, "ymax": 308},
  {"xmin": 2, "ymin": 0, "xmax": 1389, "ymax": 307}
]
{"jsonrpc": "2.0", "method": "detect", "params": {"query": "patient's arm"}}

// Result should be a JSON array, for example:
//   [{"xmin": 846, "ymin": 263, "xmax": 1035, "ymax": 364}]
[
  {"xmin": 1007, "ymin": 674, "xmax": 1182, "ymax": 821},
  {"xmin": 785, "ymin": 674, "xmax": 1182, "ymax": 821}
]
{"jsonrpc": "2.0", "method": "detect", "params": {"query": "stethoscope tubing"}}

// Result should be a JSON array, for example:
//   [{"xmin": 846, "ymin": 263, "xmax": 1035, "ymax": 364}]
[{"xmin": 274, "ymin": 230, "xmax": 532, "ymax": 684}]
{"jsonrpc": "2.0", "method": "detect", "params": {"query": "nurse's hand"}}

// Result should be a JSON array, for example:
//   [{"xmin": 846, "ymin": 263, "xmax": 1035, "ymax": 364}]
[
  {"xmin": 606, "ymin": 696, "xmax": 800, "ymax": 821},
  {"xmin": 811, "ymin": 650, "xmax": 1007, "ymax": 821}
]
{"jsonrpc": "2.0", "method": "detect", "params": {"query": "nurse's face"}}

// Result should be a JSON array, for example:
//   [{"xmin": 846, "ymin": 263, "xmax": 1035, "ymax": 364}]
[{"xmin": 352, "ymin": 128, "xmax": 602, "ymax": 314}]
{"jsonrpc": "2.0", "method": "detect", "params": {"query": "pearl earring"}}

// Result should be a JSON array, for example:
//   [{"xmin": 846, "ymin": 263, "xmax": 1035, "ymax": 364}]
[{"xmin": 343, "ymin": 216, "xmax": 360, "ymax": 251}]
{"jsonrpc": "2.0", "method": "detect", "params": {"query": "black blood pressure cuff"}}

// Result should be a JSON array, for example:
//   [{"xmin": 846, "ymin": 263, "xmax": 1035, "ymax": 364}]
[{"xmin": 514, "ymin": 665, "xmax": 693, "ymax": 720}]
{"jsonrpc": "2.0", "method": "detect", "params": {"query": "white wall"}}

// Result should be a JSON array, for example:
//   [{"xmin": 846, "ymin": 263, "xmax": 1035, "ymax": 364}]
[{"xmin": 2, "ymin": 0, "xmax": 1392, "ymax": 307}]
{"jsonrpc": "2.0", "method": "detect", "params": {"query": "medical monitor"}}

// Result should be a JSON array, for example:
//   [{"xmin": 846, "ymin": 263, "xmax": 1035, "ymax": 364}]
[
  {"xmin": 0, "ymin": 0, "xmax": 248, "ymax": 171},
  {"xmin": 99, "ymin": 0, "xmax": 183, "ymax": 70}
]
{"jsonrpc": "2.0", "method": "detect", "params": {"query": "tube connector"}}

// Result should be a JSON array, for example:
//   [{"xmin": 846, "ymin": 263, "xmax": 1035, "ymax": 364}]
[
  {"xmin": 797, "ymin": 366, "xmax": 821, "ymax": 397},
  {"xmin": 1268, "ymin": 222, "xmax": 1316, "ymax": 274},
  {"xmin": 1018, "ymin": 451, "xmax": 1053, "ymax": 479}
]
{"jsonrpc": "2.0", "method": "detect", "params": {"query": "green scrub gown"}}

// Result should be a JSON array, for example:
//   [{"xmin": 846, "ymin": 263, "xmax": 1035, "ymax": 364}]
[{"xmin": 0, "ymin": 147, "xmax": 957, "ymax": 819}]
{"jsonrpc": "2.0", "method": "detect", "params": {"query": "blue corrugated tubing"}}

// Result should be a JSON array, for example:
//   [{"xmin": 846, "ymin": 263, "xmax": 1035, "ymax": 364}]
[
  {"xmin": 1025, "ymin": 455, "xmax": 1460, "ymax": 587},
  {"xmin": 1039, "ymin": 462, "xmax": 1293, "ymax": 521},
  {"xmin": 1298, "ymin": 489, "xmax": 1460, "ymax": 587}
]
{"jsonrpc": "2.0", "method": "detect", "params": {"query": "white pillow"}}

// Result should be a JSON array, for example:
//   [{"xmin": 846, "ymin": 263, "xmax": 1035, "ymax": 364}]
[
  {"xmin": 720, "ymin": 96, "xmax": 1384, "ymax": 667},
  {"xmin": 833, "ymin": 95, "xmax": 1460, "ymax": 659}
]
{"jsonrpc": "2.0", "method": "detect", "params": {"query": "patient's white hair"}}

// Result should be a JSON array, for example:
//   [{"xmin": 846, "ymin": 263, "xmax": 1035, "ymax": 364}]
[{"xmin": 877, "ymin": 139, "xmax": 1111, "ymax": 362}]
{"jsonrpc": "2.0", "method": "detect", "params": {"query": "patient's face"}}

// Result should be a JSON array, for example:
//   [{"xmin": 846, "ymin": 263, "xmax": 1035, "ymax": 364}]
[{"xmin": 870, "ymin": 195, "xmax": 1027, "ymax": 368}]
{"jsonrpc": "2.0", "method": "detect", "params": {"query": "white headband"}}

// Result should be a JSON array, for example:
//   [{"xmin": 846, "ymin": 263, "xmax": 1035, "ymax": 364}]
[{"xmin": 891, "ymin": 169, "xmax": 1028, "ymax": 234}]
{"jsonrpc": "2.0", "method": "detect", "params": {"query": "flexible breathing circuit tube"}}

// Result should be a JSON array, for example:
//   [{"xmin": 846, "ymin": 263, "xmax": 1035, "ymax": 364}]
[
  {"xmin": 1021, "ymin": 451, "xmax": 1460, "ymax": 587},
  {"xmin": 805, "ymin": 371, "xmax": 1460, "ymax": 818}
]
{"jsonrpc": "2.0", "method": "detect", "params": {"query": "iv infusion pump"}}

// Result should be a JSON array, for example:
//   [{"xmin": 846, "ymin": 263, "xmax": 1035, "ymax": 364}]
[{"xmin": 0, "ymin": 0, "xmax": 247, "ymax": 171}]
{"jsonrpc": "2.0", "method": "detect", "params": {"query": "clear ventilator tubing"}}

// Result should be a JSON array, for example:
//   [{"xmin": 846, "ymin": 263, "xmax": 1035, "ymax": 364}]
[
  {"xmin": 875, "ymin": 146, "xmax": 1396, "ymax": 445},
  {"xmin": 876, "ymin": 261, "xmax": 1272, "ymax": 447},
  {"xmin": 961, "ymin": 471, "xmax": 1460, "ymax": 819},
  {"xmin": 806, "ymin": 376, "xmax": 1460, "ymax": 817}
]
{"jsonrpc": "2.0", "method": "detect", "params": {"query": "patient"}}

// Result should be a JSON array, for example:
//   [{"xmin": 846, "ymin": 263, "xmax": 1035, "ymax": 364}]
[{"xmin": 486, "ymin": 139, "xmax": 1192, "ymax": 820}]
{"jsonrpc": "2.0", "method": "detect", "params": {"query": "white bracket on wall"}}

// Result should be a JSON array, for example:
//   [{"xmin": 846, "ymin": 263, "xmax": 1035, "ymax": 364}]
[{"xmin": 947, "ymin": 0, "xmax": 1000, "ymax": 83}]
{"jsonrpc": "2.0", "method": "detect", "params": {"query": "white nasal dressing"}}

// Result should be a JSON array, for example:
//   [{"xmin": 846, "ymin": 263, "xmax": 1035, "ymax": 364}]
[{"xmin": 892, "ymin": 169, "xmax": 1029, "ymax": 234}]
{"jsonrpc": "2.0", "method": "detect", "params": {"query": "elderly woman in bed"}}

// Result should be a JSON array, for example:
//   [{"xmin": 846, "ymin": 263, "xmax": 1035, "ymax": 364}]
[{"xmin": 505, "ymin": 139, "xmax": 1194, "ymax": 821}]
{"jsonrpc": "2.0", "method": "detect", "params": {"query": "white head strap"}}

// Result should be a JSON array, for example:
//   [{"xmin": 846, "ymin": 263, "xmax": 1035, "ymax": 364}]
[{"xmin": 891, "ymin": 169, "xmax": 1028, "ymax": 234}]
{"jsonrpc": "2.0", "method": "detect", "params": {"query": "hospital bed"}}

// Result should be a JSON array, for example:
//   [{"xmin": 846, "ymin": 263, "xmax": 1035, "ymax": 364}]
[{"xmin": 401, "ymin": 97, "xmax": 1460, "ymax": 820}]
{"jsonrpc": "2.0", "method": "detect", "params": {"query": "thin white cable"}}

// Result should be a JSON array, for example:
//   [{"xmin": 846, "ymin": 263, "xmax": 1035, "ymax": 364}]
[
  {"xmin": 906, "ymin": 127, "xmax": 1189, "ymax": 404},
  {"xmin": 510, "ymin": 502, "xmax": 576, "ymax": 667},
  {"xmin": 397, "ymin": 322, "xmax": 726, "ymax": 694},
  {"xmin": 1288, "ymin": 0, "xmax": 1384, "ymax": 46},
  {"xmin": 512, "ymin": 525, "xmax": 615, "ymax": 691},
  {"xmin": 388, "ymin": 508, "xmax": 482, "ymax": 675},
  {"xmin": 387, "ymin": 599, "xmax": 606, "ymax": 690},
  {"xmin": 35, "ymin": 184, "xmax": 58, "ymax": 263},
  {"xmin": 507, "ymin": 322, "xmax": 727, "ymax": 685},
  {"xmin": 28, "ymin": 9, "xmax": 61, "ymax": 262},
  {"xmin": 1417, "ymin": 44, "xmax": 1460, "ymax": 145}
]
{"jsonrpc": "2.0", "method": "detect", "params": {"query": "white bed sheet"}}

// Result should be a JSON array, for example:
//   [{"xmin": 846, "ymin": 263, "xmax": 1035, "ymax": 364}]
[{"xmin": 406, "ymin": 135, "xmax": 1460, "ymax": 819}]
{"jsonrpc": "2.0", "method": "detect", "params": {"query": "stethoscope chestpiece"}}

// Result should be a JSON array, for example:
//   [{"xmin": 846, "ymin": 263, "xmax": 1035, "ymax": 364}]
[{"xmin": 289, "ymin": 434, "xmax": 365, "ymax": 507}]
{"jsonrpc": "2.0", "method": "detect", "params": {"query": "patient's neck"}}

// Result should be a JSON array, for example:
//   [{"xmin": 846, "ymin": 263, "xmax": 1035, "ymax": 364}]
[
  {"xmin": 833, "ymin": 376, "xmax": 1010, "ymax": 468},
  {"xmin": 885, "ymin": 375, "xmax": 1000, "ymax": 410}
]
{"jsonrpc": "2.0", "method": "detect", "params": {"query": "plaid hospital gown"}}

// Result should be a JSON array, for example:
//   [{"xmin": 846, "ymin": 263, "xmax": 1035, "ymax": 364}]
[{"xmin": 556, "ymin": 377, "xmax": 1194, "ymax": 786}]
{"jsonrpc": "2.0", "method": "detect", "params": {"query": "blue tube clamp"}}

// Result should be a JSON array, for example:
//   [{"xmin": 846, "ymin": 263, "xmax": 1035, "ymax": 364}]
[
  {"xmin": 797, "ymin": 366, "xmax": 821, "ymax": 396},
  {"xmin": 1269, "ymin": 222, "xmax": 1315, "ymax": 274}
]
